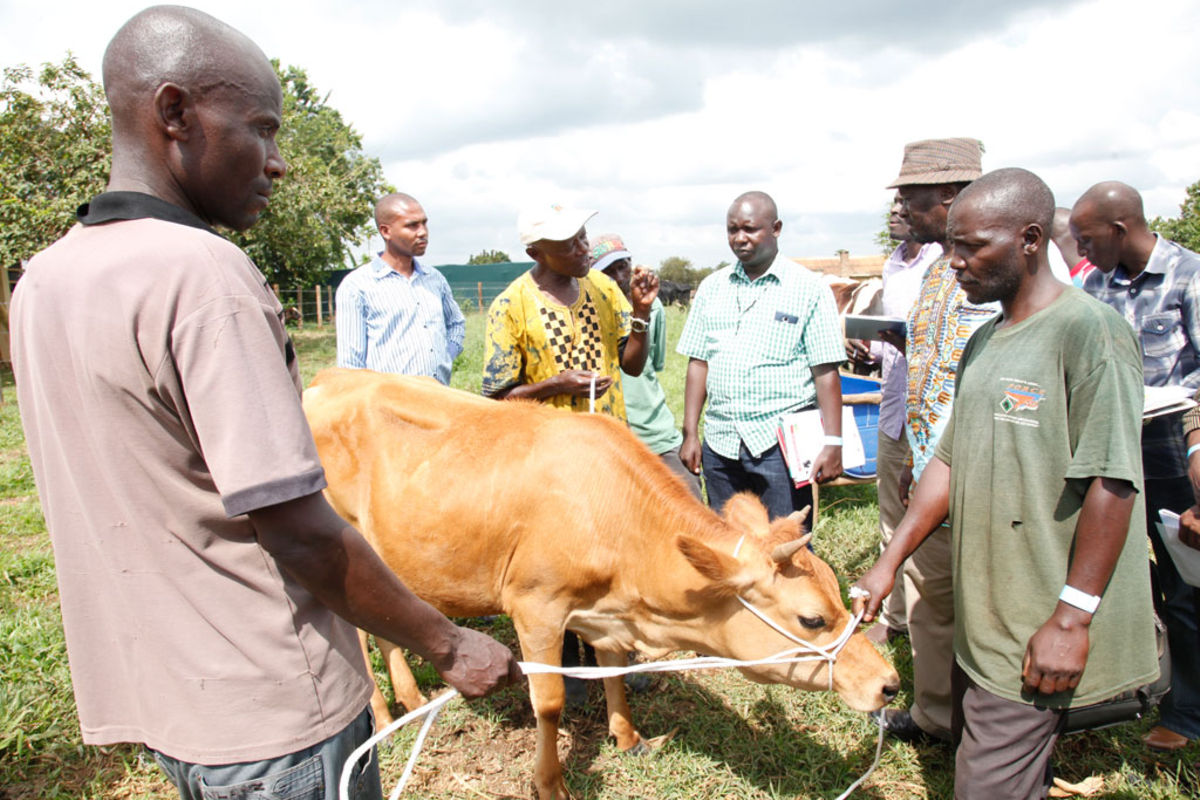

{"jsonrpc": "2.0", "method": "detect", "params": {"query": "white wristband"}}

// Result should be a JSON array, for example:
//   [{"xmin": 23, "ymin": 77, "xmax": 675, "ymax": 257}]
[
  {"xmin": 823, "ymin": 435, "xmax": 843, "ymax": 447},
  {"xmin": 1059, "ymin": 584, "xmax": 1101, "ymax": 614}
]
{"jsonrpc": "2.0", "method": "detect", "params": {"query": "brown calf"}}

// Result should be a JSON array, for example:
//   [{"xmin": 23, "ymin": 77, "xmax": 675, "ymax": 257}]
[{"xmin": 303, "ymin": 369, "xmax": 899, "ymax": 800}]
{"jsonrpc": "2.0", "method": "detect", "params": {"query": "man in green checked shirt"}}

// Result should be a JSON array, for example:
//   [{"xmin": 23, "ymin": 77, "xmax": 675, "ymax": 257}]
[{"xmin": 677, "ymin": 191, "xmax": 846, "ymax": 524}]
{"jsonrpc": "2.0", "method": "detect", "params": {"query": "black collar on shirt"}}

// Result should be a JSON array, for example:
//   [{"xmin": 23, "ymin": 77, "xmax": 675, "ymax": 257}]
[
  {"xmin": 77, "ymin": 192, "xmax": 220, "ymax": 236},
  {"xmin": 78, "ymin": 192, "xmax": 297, "ymax": 368}
]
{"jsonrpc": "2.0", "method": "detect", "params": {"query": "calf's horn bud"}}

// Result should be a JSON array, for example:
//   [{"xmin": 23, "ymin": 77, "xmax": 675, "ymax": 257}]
[{"xmin": 771, "ymin": 534, "xmax": 813, "ymax": 563}]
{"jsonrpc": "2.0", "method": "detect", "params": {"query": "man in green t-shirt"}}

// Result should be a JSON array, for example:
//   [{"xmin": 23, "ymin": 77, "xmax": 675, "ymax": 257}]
[
  {"xmin": 592, "ymin": 233, "xmax": 702, "ymax": 499},
  {"xmin": 855, "ymin": 168, "xmax": 1157, "ymax": 799}
]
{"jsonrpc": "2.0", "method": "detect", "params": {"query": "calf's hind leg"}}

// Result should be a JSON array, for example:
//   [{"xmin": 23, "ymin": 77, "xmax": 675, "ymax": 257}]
[{"xmin": 357, "ymin": 630, "xmax": 427, "ymax": 733}]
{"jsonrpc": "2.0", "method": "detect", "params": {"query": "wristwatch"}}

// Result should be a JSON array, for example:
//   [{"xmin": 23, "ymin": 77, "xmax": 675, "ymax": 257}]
[{"xmin": 630, "ymin": 317, "xmax": 649, "ymax": 333}]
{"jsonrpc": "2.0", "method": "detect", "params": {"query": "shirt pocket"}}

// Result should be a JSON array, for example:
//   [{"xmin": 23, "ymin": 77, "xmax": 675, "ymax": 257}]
[
  {"xmin": 1141, "ymin": 310, "xmax": 1184, "ymax": 359},
  {"xmin": 760, "ymin": 309, "xmax": 804, "ymax": 362}
]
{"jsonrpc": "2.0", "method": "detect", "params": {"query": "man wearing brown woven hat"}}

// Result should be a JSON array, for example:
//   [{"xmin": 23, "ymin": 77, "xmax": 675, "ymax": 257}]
[{"xmin": 870, "ymin": 137, "xmax": 998, "ymax": 744}]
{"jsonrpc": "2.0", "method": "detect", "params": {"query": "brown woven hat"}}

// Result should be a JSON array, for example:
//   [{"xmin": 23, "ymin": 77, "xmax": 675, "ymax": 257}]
[{"xmin": 886, "ymin": 137, "xmax": 983, "ymax": 188}]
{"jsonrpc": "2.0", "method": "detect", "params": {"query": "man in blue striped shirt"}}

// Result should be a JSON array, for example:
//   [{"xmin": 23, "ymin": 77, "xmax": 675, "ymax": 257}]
[
  {"xmin": 1072, "ymin": 181, "xmax": 1200, "ymax": 752},
  {"xmin": 335, "ymin": 193, "xmax": 465, "ymax": 384}
]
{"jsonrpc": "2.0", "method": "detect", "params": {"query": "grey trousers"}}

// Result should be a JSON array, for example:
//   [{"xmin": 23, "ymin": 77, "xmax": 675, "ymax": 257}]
[
  {"xmin": 952, "ymin": 663, "xmax": 1064, "ymax": 800},
  {"xmin": 151, "ymin": 706, "xmax": 382, "ymax": 800}
]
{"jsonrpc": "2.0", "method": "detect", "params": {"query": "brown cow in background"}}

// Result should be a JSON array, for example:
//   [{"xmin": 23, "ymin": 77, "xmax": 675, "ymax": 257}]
[{"xmin": 303, "ymin": 369, "xmax": 899, "ymax": 800}]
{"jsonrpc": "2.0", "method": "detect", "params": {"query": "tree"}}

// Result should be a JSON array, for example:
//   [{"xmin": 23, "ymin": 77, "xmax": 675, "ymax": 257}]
[
  {"xmin": 0, "ymin": 57, "xmax": 389, "ymax": 286},
  {"xmin": 658, "ymin": 256, "xmax": 694, "ymax": 283},
  {"xmin": 1151, "ymin": 180, "xmax": 1200, "ymax": 253},
  {"xmin": 467, "ymin": 249, "xmax": 512, "ymax": 265},
  {"xmin": 0, "ymin": 56, "xmax": 111, "ymax": 269},
  {"xmin": 228, "ymin": 63, "xmax": 390, "ymax": 287},
  {"xmin": 873, "ymin": 205, "xmax": 895, "ymax": 255},
  {"xmin": 658, "ymin": 255, "xmax": 717, "ymax": 287}
]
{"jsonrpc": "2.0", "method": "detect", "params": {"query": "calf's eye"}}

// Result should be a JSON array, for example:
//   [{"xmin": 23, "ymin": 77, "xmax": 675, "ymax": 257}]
[{"xmin": 798, "ymin": 616, "xmax": 825, "ymax": 630}]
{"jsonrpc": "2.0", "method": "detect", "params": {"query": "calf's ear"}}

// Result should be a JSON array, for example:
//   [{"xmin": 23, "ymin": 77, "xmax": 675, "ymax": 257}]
[{"xmin": 676, "ymin": 535, "xmax": 754, "ymax": 594}]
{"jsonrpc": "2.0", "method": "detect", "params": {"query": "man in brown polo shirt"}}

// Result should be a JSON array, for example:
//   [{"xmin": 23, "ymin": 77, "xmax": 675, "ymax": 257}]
[{"xmin": 10, "ymin": 7, "xmax": 518, "ymax": 799}]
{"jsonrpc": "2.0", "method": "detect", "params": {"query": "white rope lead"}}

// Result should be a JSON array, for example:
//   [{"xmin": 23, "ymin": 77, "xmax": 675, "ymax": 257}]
[
  {"xmin": 340, "ymin": 609, "xmax": 884, "ymax": 800},
  {"xmin": 588, "ymin": 372, "xmax": 596, "ymax": 414},
  {"xmin": 339, "ymin": 688, "xmax": 458, "ymax": 800},
  {"xmin": 342, "ymin": 539, "xmax": 885, "ymax": 799}
]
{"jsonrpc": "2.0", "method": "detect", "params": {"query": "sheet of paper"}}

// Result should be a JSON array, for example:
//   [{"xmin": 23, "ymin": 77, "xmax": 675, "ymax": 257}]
[
  {"xmin": 778, "ymin": 407, "xmax": 866, "ymax": 486},
  {"xmin": 1157, "ymin": 508, "xmax": 1200, "ymax": 588},
  {"xmin": 1144, "ymin": 385, "xmax": 1197, "ymax": 420}
]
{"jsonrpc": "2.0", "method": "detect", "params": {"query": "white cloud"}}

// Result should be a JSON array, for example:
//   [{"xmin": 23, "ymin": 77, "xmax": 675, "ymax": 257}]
[{"xmin": 3, "ymin": 0, "xmax": 1198, "ymax": 270}]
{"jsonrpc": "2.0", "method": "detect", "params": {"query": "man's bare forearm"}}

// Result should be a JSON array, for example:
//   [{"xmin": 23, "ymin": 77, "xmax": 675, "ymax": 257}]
[
  {"xmin": 1061, "ymin": 477, "xmax": 1136, "ymax": 601},
  {"xmin": 250, "ymin": 493, "xmax": 463, "ymax": 663},
  {"xmin": 874, "ymin": 457, "xmax": 950, "ymax": 573},
  {"xmin": 682, "ymin": 358, "xmax": 708, "ymax": 438}
]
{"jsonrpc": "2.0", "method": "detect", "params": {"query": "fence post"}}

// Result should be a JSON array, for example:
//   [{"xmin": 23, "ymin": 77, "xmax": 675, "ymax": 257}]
[
  {"xmin": 0, "ymin": 266, "xmax": 11, "ymax": 404},
  {"xmin": 295, "ymin": 288, "xmax": 304, "ymax": 329},
  {"xmin": 477, "ymin": 282, "xmax": 483, "ymax": 312},
  {"xmin": 315, "ymin": 285, "xmax": 323, "ymax": 328},
  {"xmin": 327, "ymin": 285, "xmax": 335, "ymax": 325}
]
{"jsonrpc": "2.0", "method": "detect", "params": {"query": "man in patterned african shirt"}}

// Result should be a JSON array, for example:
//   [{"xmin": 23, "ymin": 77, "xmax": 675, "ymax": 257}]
[
  {"xmin": 873, "ymin": 137, "xmax": 995, "ymax": 745},
  {"xmin": 482, "ymin": 203, "xmax": 659, "ymax": 417}
]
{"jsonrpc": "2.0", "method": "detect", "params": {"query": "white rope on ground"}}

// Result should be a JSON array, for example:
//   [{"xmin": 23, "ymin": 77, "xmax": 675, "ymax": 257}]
[
  {"xmin": 339, "ymin": 688, "xmax": 458, "ymax": 800},
  {"xmin": 339, "ymin": 605, "xmax": 887, "ymax": 800}
]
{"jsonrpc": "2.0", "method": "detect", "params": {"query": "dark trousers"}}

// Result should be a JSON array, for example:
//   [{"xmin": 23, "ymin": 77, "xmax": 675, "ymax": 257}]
[
  {"xmin": 701, "ymin": 441, "xmax": 814, "ymax": 526},
  {"xmin": 1145, "ymin": 475, "xmax": 1200, "ymax": 738}
]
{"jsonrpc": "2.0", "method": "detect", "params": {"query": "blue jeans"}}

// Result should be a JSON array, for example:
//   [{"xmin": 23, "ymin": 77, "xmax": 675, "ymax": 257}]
[
  {"xmin": 701, "ymin": 441, "xmax": 813, "ymax": 527},
  {"xmin": 151, "ymin": 706, "xmax": 382, "ymax": 800},
  {"xmin": 1146, "ymin": 476, "xmax": 1200, "ymax": 739}
]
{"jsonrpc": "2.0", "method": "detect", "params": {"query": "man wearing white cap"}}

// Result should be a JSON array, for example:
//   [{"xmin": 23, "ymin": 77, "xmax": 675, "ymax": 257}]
[
  {"xmin": 482, "ymin": 204, "xmax": 659, "ymax": 706},
  {"xmin": 482, "ymin": 204, "xmax": 658, "ymax": 418}
]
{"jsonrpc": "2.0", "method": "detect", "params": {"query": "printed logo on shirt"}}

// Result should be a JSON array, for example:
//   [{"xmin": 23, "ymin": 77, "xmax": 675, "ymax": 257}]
[{"xmin": 996, "ymin": 379, "xmax": 1044, "ymax": 428}]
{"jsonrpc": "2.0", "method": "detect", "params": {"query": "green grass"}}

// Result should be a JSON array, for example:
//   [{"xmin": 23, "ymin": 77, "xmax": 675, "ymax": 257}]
[{"xmin": 1, "ymin": 316, "xmax": 1196, "ymax": 799}]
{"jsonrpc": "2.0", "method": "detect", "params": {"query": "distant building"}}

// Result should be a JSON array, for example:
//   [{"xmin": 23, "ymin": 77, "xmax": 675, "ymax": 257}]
[{"xmin": 793, "ymin": 250, "xmax": 887, "ymax": 280}]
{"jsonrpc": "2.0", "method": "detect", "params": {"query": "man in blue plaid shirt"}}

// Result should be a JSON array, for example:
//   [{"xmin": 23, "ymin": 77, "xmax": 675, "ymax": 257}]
[
  {"xmin": 1072, "ymin": 180, "xmax": 1200, "ymax": 752},
  {"xmin": 677, "ymin": 191, "xmax": 845, "ymax": 524}
]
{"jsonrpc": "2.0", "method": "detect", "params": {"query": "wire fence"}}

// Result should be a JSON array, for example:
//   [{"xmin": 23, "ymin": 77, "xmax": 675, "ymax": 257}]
[
  {"xmin": 271, "ymin": 278, "xmax": 518, "ymax": 327},
  {"xmin": 272, "ymin": 284, "xmax": 337, "ymax": 328}
]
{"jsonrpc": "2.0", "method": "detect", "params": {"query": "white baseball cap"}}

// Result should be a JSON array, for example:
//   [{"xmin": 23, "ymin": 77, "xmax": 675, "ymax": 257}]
[{"xmin": 517, "ymin": 203, "xmax": 597, "ymax": 245}]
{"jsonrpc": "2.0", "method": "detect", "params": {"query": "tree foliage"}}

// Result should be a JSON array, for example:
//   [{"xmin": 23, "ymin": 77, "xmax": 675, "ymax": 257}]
[
  {"xmin": 228, "ymin": 63, "xmax": 390, "ymax": 287},
  {"xmin": 0, "ymin": 57, "xmax": 388, "ymax": 285},
  {"xmin": 873, "ymin": 205, "xmax": 896, "ymax": 255},
  {"xmin": 0, "ymin": 56, "xmax": 110, "ymax": 269},
  {"xmin": 467, "ymin": 249, "xmax": 512, "ymax": 265},
  {"xmin": 1151, "ymin": 180, "xmax": 1200, "ymax": 254},
  {"xmin": 658, "ymin": 255, "xmax": 717, "ymax": 286}
]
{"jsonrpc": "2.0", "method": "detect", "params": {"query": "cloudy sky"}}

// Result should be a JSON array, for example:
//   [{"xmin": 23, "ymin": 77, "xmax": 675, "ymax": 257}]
[{"xmin": 3, "ymin": 0, "xmax": 1199, "ymax": 270}]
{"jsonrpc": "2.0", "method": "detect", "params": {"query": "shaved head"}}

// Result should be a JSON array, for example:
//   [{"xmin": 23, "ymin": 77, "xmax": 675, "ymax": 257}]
[
  {"xmin": 100, "ymin": 5, "xmax": 286, "ymax": 231},
  {"xmin": 374, "ymin": 192, "xmax": 421, "ymax": 228},
  {"xmin": 375, "ymin": 193, "xmax": 429, "ymax": 265},
  {"xmin": 728, "ymin": 190, "xmax": 778, "ymax": 224},
  {"xmin": 946, "ymin": 168, "xmax": 1062, "ymax": 308},
  {"xmin": 952, "ymin": 167, "xmax": 1055, "ymax": 234},
  {"xmin": 103, "ymin": 5, "xmax": 274, "ymax": 133},
  {"xmin": 1073, "ymin": 181, "xmax": 1146, "ymax": 227},
  {"xmin": 1069, "ymin": 181, "xmax": 1155, "ymax": 274},
  {"xmin": 726, "ymin": 190, "xmax": 781, "ymax": 274}
]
